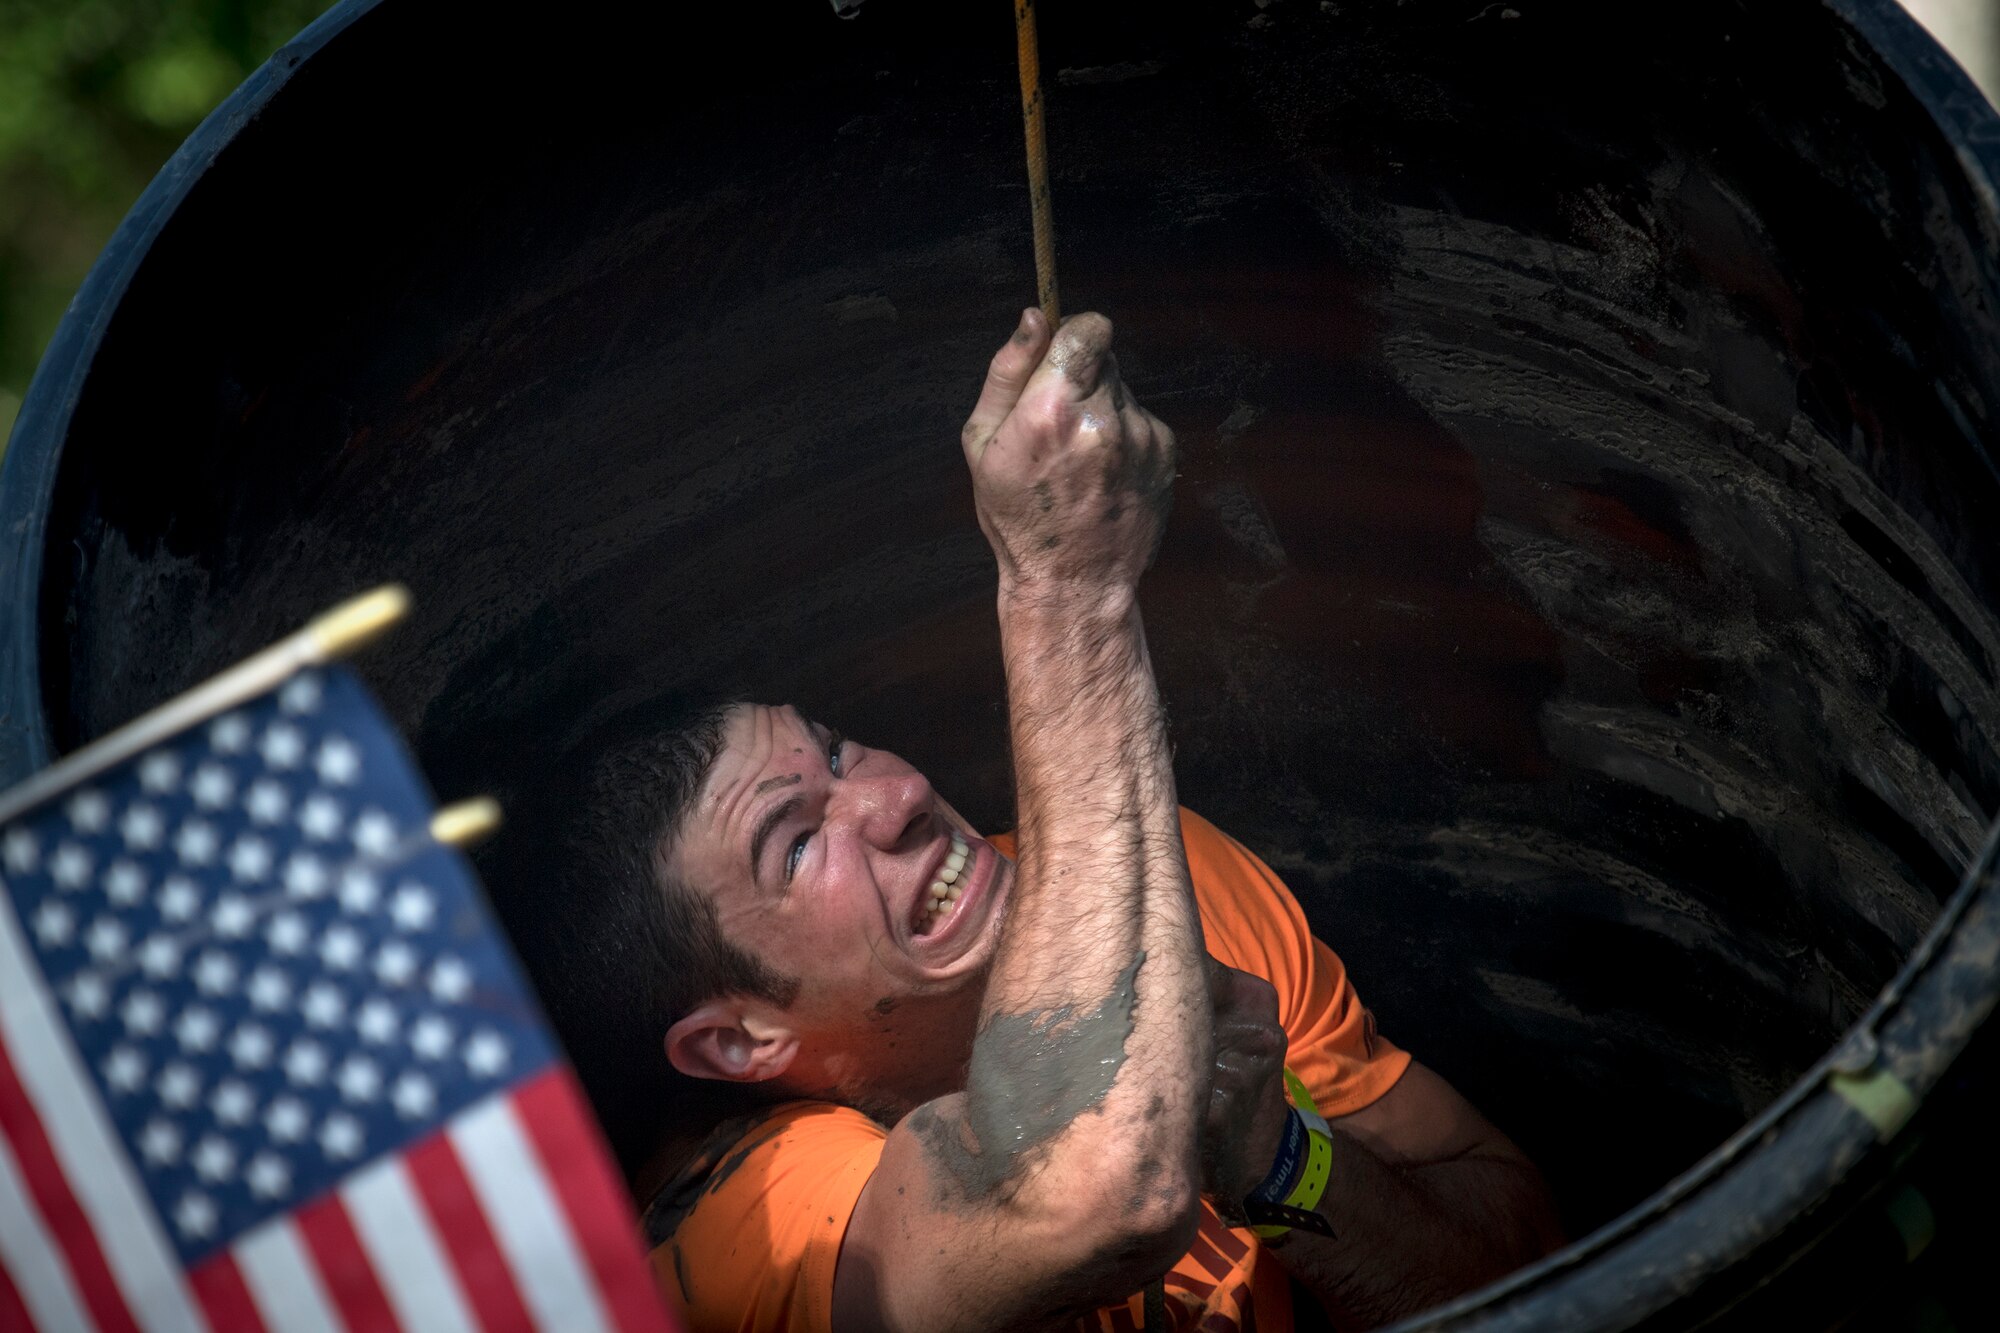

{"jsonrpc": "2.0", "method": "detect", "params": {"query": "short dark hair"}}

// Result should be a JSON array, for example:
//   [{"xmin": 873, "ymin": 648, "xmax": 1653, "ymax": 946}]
[{"xmin": 483, "ymin": 700, "xmax": 800, "ymax": 1178}]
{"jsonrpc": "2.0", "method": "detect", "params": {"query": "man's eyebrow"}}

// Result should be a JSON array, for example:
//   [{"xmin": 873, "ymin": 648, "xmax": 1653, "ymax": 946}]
[
  {"xmin": 750, "ymin": 794, "xmax": 806, "ymax": 882},
  {"xmin": 755, "ymin": 773, "xmax": 803, "ymax": 796}
]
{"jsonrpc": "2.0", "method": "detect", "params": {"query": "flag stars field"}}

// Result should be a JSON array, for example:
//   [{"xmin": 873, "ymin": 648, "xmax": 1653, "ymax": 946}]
[
  {"xmin": 266, "ymin": 910, "xmax": 309, "ymax": 955},
  {"xmin": 391, "ymin": 1071, "xmax": 435, "ymax": 1120},
  {"xmin": 353, "ymin": 808, "xmax": 398, "ymax": 857},
  {"xmin": 389, "ymin": 882, "xmax": 435, "ymax": 930},
  {"xmin": 410, "ymin": 1014, "xmax": 453, "ymax": 1061},
  {"xmin": 246, "ymin": 1151, "xmax": 290, "ymax": 1200},
  {"xmin": 260, "ymin": 721, "xmax": 306, "ymax": 769},
  {"xmin": 102, "ymin": 1045, "xmax": 145, "ymax": 1093},
  {"xmin": 174, "ymin": 1191, "xmax": 217, "ymax": 1240},
  {"xmin": 319, "ymin": 1111, "xmax": 364, "ymax": 1160},
  {"xmin": 246, "ymin": 776, "xmax": 290, "ymax": 824},
  {"xmin": 285, "ymin": 850, "xmax": 329, "ymax": 897},
  {"xmin": 340, "ymin": 866, "xmax": 381, "ymax": 912},
  {"xmin": 228, "ymin": 1022, "xmax": 274, "ymax": 1069},
  {"xmin": 31, "ymin": 899, "xmax": 71, "ymax": 946},
  {"xmin": 190, "ymin": 763, "xmax": 235, "ymax": 809},
  {"xmin": 4, "ymin": 826, "xmax": 38, "ymax": 871},
  {"xmin": 192, "ymin": 1135, "xmax": 235, "ymax": 1184},
  {"xmin": 301, "ymin": 982, "xmax": 345, "ymax": 1029},
  {"xmin": 50, "ymin": 842, "xmax": 93, "ymax": 888},
  {"xmin": 316, "ymin": 737, "xmax": 361, "ymax": 785},
  {"xmin": 337, "ymin": 1055, "xmax": 381, "ymax": 1103},
  {"xmin": 279, "ymin": 674, "xmax": 323, "ymax": 715},
  {"xmin": 356, "ymin": 998, "xmax": 398, "ymax": 1044},
  {"xmin": 0, "ymin": 666, "xmax": 661, "ymax": 1333},
  {"xmin": 209, "ymin": 714, "xmax": 252, "ymax": 755},
  {"xmin": 246, "ymin": 964, "xmax": 291, "ymax": 1010},
  {"xmin": 175, "ymin": 819, "xmax": 219, "ymax": 865},
  {"xmin": 139, "ymin": 749, "xmax": 182, "ymax": 791},
  {"xmin": 139, "ymin": 1117, "xmax": 181, "ymax": 1166},
  {"xmin": 103, "ymin": 860, "xmax": 145, "ymax": 904},
  {"xmin": 464, "ymin": 1031, "xmax": 509, "ymax": 1078},
  {"xmin": 376, "ymin": 938, "xmax": 419, "ymax": 986},
  {"xmin": 226, "ymin": 835, "xmax": 272, "ymax": 881},
  {"xmin": 193, "ymin": 949, "xmax": 237, "ymax": 995},
  {"xmin": 430, "ymin": 956, "xmax": 472, "ymax": 1002},
  {"xmin": 173, "ymin": 1005, "xmax": 221, "ymax": 1052},
  {"xmin": 158, "ymin": 874, "xmax": 200, "ymax": 921},
  {"xmin": 320, "ymin": 923, "xmax": 364, "ymax": 970},
  {"xmin": 65, "ymin": 971, "xmax": 110, "ymax": 1018},
  {"xmin": 299, "ymin": 792, "xmax": 343, "ymax": 840},
  {"xmin": 211, "ymin": 1079, "xmax": 255, "ymax": 1125},
  {"xmin": 65, "ymin": 789, "xmax": 111, "ymax": 833},
  {"xmin": 118, "ymin": 801, "xmax": 164, "ymax": 848},
  {"xmin": 265, "ymin": 1095, "xmax": 310, "ymax": 1143}
]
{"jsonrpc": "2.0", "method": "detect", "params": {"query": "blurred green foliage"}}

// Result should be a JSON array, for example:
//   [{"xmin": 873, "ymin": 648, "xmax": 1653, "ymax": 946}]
[{"xmin": 0, "ymin": 0, "xmax": 338, "ymax": 446}]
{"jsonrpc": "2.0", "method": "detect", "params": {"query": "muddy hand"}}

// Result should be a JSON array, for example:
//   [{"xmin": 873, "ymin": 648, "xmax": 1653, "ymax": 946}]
[
  {"xmin": 960, "ymin": 308, "xmax": 1177, "ymax": 593},
  {"xmin": 1202, "ymin": 958, "xmax": 1292, "ymax": 1209}
]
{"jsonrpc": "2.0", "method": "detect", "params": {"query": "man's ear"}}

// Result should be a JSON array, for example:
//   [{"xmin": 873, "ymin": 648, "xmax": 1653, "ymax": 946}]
[{"xmin": 665, "ymin": 1001, "xmax": 799, "ymax": 1084}]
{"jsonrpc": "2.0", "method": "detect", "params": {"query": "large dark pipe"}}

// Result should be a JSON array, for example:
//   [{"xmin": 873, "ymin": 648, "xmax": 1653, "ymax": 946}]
[{"xmin": 3, "ymin": 1, "xmax": 1997, "ymax": 1326}]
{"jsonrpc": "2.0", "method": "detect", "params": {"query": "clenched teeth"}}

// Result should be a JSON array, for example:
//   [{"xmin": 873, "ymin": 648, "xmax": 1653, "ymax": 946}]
[{"xmin": 922, "ymin": 834, "xmax": 972, "ymax": 930}]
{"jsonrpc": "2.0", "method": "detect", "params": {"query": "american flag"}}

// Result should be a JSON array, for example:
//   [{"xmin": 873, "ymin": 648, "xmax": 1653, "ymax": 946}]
[{"xmin": 0, "ymin": 665, "xmax": 677, "ymax": 1333}]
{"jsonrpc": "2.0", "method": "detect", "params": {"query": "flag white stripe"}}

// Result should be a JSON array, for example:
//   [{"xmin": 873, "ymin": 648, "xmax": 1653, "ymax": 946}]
[
  {"xmin": 449, "ymin": 1095, "xmax": 612, "ymax": 1333},
  {"xmin": 0, "ymin": 895, "xmax": 203, "ymax": 1333},
  {"xmin": 0, "ymin": 1128, "xmax": 93, "ymax": 1333},
  {"xmin": 343, "ymin": 1158, "xmax": 478, "ymax": 1333},
  {"xmin": 234, "ymin": 1219, "xmax": 342, "ymax": 1333}
]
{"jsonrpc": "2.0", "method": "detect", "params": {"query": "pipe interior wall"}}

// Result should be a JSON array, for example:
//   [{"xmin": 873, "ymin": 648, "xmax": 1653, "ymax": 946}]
[{"xmin": 28, "ymin": 0, "xmax": 2000, "ymax": 1240}]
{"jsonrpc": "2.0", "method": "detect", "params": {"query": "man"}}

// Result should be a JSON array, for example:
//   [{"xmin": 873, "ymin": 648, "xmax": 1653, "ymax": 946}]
[{"xmin": 500, "ymin": 309, "xmax": 1561, "ymax": 1332}]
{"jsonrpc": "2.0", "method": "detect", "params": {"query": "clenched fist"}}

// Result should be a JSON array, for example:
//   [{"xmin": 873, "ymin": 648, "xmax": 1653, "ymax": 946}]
[
  {"xmin": 1202, "ymin": 958, "xmax": 1292, "ymax": 1210},
  {"xmin": 960, "ymin": 308, "xmax": 1177, "ymax": 594}
]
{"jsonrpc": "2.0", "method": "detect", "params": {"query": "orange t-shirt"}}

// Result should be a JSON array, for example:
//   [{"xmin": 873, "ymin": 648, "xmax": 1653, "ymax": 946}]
[{"xmin": 650, "ymin": 808, "xmax": 1411, "ymax": 1332}]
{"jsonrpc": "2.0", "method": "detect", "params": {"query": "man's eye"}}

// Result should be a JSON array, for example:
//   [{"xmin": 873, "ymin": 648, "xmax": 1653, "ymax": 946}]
[
  {"xmin": 786, "ymin": 833, "xmax": 809, "ymax": 881},
  {"xmin": 827, "ymin": 730, "xmax": 846, "ymax": 777}
]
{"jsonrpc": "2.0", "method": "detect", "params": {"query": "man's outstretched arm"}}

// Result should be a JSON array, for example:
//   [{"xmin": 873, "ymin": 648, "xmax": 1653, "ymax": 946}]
[{"xmin": 832, "ymin": 309, "xmax": 1209, "ymax": 1331}]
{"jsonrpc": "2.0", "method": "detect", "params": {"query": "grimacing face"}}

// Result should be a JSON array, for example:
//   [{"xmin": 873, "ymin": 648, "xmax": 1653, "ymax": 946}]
[{"xmin": 667, "ymin": 704, "xmax": 1015, "ymax": 1098}]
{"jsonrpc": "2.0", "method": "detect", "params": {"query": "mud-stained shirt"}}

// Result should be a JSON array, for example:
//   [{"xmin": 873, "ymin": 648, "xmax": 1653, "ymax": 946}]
[{"xmin": 647, "ymin": 807, "xmax": 1411, "ymax": 1332}]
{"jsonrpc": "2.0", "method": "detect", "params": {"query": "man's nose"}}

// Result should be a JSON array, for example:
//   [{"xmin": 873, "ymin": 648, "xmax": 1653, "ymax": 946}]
[{"xmin": 843, "ymin": 770, "xmax": 935, "ymax": 850}]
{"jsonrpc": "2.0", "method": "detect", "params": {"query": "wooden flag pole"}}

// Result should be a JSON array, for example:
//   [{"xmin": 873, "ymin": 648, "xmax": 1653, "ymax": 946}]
[
  {"xmin": 1015, "ymin": 0, "xmax": 1060, "ymax": 325},
  {"xmin": 0, "ymin": 584, "xmax": 411, "ymax": 826},
  {"xmin": 431, "ymin": 797, "xmax": 503, "ymax": 849}
]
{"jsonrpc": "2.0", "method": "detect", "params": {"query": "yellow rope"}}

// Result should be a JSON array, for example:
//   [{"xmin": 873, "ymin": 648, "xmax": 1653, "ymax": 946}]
[{"xmin": 1014, "ymin": 0, "xmax": 1060, "ymax": 325}]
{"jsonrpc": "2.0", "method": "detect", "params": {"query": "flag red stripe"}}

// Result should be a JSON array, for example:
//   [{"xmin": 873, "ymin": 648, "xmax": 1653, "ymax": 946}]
[
  {"xmin": 513, "ymin": 1070, "xmax": 675, "ymax": 1333},
  {"xmin": 0, "ymin": 1245, "xmax": 39, "ymax": 1333},
  {"xmin": 404, "ymin": 1134, "xmax": 535, "ymax": 1333},
  {"xmin": 188, "ymin": 1251, "xmax": 270, "ymax": 1333},
  {"xmin": 0, "ymin": 1037, "xmax": 141, "ymax": 1333},
  {"xmin": 295, "ymin": 1194, "xmax": 404, "ymax": 1333}
]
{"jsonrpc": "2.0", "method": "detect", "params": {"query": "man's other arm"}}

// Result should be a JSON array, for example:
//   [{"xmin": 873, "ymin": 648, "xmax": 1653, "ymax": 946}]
[
  {"xmin": 832, "ymin": 310, "xmax": 1209, "ymax": 1332},
  {"xmin": 1272, "ymin": 1060, "xmax": 1564, "ymax": 1328}
]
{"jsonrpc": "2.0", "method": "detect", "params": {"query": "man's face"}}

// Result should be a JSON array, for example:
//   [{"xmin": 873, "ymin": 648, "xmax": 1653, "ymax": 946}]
[{"xmin": 670, "ymin": 704, "xmax": 1014, "ymax": 1097}]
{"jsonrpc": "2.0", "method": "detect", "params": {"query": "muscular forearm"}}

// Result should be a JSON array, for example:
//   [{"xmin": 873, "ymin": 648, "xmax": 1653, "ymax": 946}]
[
  {"xmin": 1270, "ymin": 1134, "xmax": 1559, "ymax": 1330},
  {"xmin": 966, "ymin": 583, "xmax": 1209, "ymax": 1224}
]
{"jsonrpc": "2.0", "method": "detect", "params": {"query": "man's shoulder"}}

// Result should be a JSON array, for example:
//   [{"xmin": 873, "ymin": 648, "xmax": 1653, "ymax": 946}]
[{"xmin": 644, "ymin": 1101, "xmax": 885, "ymax": 1245}]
